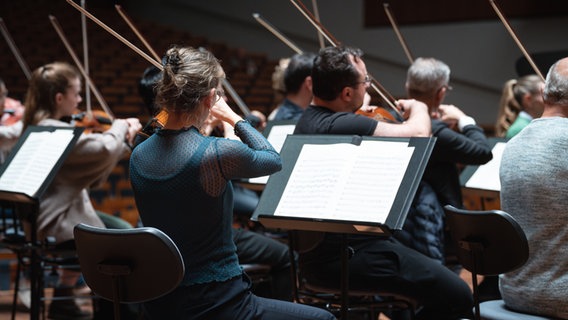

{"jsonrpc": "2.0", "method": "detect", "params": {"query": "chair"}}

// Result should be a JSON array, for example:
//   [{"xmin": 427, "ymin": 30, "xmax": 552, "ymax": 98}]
[
  {"xmin": 478, "ymin": 300, "xmax": 558, "ymax": 320},
  {"xmin": 288, "ymin": 230, "xmax": 416, "ymax": 320},
  {"xmin": 443, "ymin": 205, "xmax": 552, "ymax": 320},
  {"xmin": 0, "ymin": 201, "xmax": 85, "ymax": 320},
  {"xmin": 73, "ymin": 223, "xmax": 185, "ymax": 320}
]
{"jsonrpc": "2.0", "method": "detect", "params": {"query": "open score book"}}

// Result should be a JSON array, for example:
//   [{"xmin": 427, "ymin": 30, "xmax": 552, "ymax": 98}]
[
  {"xmin": 0, "ymin": 127, "xmax": 82, "ymax": 201},
  {"xmin": 274, "ymin": 141, "xmax": 414, "ymax": 224},
  {"xmin": 252, "ymin": 135, "xmax": 435, "ymax": 234}
]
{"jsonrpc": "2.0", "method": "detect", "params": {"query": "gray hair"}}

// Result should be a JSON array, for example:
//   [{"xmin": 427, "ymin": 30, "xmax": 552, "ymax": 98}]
[
  {"xmin": 543, "ymin": 58, "xmax": 568, "ymax": 106},
  {"xmin": 406, "ymin": 57, "xmax": 450, "ymax": 96}
]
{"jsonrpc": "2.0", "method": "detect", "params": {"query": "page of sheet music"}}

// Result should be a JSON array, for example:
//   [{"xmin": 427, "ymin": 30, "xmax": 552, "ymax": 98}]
[
  {"xmin": 0, "ymin": 130, "xmax": 75, "ymax": 197},
  {"xmin": 249, "ymin": 124, "xmax": 296, "ymax": 184},
  {"xmin": 465, "ymin": 142, "xmax": 505, "ymax": 192},
  {"xmin": 274, "ymin": 140, "xmax": 414, "ymax": 224}
]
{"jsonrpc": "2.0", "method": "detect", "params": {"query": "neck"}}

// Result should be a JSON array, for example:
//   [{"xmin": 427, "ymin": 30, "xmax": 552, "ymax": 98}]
[
  {"xmin": 287, "ymin": 91, "xmax": 311, "ymax": 109},
  {"xmin": 163, "ymin": 111, "xmax": 198, "ymax": 130},
  {"xmin": 312, "ymin": 97, "xmax": 353, "ymax": 113},
  {"xmin": 541, "ymin": 105, "xmax": 568, "ymax": 118}
]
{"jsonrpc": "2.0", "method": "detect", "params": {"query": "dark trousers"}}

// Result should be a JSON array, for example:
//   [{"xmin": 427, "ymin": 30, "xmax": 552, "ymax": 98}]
[
  {"xmin": 233, "ymin": 227, "xmax": 294, "ymax": 301},
  {"xmin": 142, "ymin": 275, "xmax": 335, "ymax": 320},
  {"xmin": 302, "ymin": 236, "xmax": 474, "ymax": 320}
]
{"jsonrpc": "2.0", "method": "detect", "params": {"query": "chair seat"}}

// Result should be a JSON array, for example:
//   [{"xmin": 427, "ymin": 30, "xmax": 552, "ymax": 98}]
[{"xmin": 480, "ymin": 300, "xmax": 556, "ymax": 320}]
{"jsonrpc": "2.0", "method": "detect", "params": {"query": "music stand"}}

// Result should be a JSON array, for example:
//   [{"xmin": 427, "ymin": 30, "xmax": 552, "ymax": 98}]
[
  {"xmin": 252, "ymin": 135, "xmax": 435, "ymax": 319},
  {"xmin": 0, "ymin": 126, "xmax": 83, "ymax": 320},
  {"xmin": 460, "ymin": 138, "xmax": 506, "ymax": 210}
]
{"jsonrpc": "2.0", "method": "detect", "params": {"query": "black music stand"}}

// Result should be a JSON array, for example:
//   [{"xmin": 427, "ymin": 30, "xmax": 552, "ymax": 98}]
[
  {"xmin": 252, "ymin": 135, "xmax": 435, "ymax": 319},
  {"xmin": 0, "ymin": 126, "xmax": 83, "ymax": 320}
]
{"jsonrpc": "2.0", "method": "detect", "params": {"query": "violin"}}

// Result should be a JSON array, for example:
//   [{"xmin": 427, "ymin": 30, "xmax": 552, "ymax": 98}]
[
  {"xmin": 355, "ymin": 106, "xmax": 402, "ymax": 124},
  {"xmin": 60, "ymin": 110, "xmax": 112, "ymax": 133},
  {"xmin": 1, "ymin": 98, "xmax": 25, "ymax": 126}
]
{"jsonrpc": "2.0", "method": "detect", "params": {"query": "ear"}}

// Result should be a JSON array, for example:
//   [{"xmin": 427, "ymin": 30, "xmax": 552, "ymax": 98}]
[
  {"xmin": 204, "ymin": 88, "xmax": 216, "ymax": 108},
  {"xmin": 436, "ymin": 86, "xmax": 446, "ymax": 102},
  {"xmin": 304, "ymin": 76, "xmax": 313, "ymax": 92},
  {"xmin": 521, "ymin": 92, "xmax": 532, "ymax": 107},
  {"xmin": 55, "ymin": 92, "xmax": 64, "ymax": 105},
  {"xmin": 341, "ymin": 87, "xmax": 353, "ymax": 102}
]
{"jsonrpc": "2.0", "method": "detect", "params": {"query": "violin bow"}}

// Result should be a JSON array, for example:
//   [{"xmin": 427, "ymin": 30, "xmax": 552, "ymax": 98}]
[
  {"xmin": 66, "ymin": 0, "xmax": 162, "ymax": 70},
  {"xmin": 311, "ymin": 0, "xmax": 325, "ymax": 48},
  {"xmin": 0, "ymin": 17, "xmax": 32, "ymax": 80},
  {"xmin": 80, "ymin": 0, "xmax": 93, "ymax": 117},
  {"xmin": 488, "ymin": 0, "xmax": 545, "ymax": 81},
  {"xmin": 383, "ymin": 2, "xmax": 414, "ymax": 65},
  {"xmin": 116, "ymin": 5, "xmax": 252, "ymax": 116},
  {"xmin": 49, "ymin": 15, "xmax": 115, "ymax": 121},
  {"xmin": 290, "ymin": 0, "xmax": 402, "ymax": 117},
  {"xmin": 252, "ymin": 13, "xmax": 303, "ymax": 55},
  {"xmin": 115, "ymin": 4, "xmax": 162, "ymax": 62}
]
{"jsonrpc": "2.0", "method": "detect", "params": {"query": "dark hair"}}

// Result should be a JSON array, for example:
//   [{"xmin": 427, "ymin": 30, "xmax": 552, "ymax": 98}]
[
  {"xmin": 312, "ymin": 46, "xmax": 362, "ymax": 101},
  {"xmin": 284, "ymin": 52, "xmax": 316, "ymax": 94},
  {"xmin": 138, "ymin": 65, "xmax": 163, "ymax": 115}
]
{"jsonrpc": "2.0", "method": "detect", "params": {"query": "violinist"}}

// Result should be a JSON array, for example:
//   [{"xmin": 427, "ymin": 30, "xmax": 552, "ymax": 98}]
[
  {"xmin": 0, "ymin": 77, "xmax": 24, "ymax": 163},
  {"xmin": 22, "ymin": 61, "xmax": 141, "ymax": 320},
  {"xmin": 405, "ymin": 57, "xmax": 493, "ymax": 209},
  {"xmin": 130, "ymin": 46, "xmax": 335, "ymax": 320},
  {"xmin": 137, "ymin": 63, "xmax": 297, "ymax": 302},
  {"xmin": 269, "ymin": 51, "xmax": 316, "ymax": 121},
  {"xmin": 495, "ymin": 74, "xmax": 544, "ymax": 139},
  {"xmin": 293, "ymin": 46, "xmax": 474, "ymax": 320},
  {"xmin": 392, "ymin": 57, "xmax": 493, "ymax": 267}
]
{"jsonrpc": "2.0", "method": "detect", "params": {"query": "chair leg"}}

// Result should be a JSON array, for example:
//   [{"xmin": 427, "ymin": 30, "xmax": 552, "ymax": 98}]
[{"xmin": 11, "ymin": 253, "xmax": 21, "ymax": 320}]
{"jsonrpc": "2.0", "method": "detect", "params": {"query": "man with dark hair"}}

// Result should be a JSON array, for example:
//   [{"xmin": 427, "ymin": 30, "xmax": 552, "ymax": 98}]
[
  {"xmin": 294, "ymin": 46, "xmax": 473, "ymax": 320},
  {"xmin": 271, "ymin": 52, "xmax": 316, "ymax": 121}
]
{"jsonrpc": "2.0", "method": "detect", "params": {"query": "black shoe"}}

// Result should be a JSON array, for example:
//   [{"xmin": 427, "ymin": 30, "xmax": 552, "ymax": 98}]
[{"xmin": 48, "ymin": 287, "xmax": 92, "ymax": 320}]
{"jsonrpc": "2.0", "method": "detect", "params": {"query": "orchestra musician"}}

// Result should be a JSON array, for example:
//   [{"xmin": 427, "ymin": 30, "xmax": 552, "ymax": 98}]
[
  {"xmin": 495, "ymin": 74, "xmax": 545, "ymax": 139},
  {"xmin": 269, "ymin": 51, "xmax": 316, "ymax": 121},
  {"xmin": 129, "ymin": 46, "xmax": 335, "ymax": 320},
  {"xmin": 0, "ymin": 77, "xmax": 24, "ymax": 163},
  {"xmin": 137, "ymin": 64, "xmax": 297, "ymax": 302},
  {"xmin": 293, "ymin": 46, "xmax": 473, "ymax": 320},
  {"xmin": 396, "ymin": 57, "xmax": 493, "ymax": 263},
  {"xmin": 21, "ymin": 61, "xmax": 141, "ymax": 320},
  {"xmin": 499, "ymin": 56, "xmax": 568, "ymax": 319}
]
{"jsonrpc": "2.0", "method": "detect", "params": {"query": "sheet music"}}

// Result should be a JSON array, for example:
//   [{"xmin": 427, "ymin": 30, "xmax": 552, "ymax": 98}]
[
  {"xmin": 274, "ymin": 140, "xmax": 414, "ymax": 223},
  {"xmin": 249, "ymin": 124, "xmax": 296, "ymax": 184},
  {"xmin": 0, "ymin": 129, "xmax": 75, "ymax": 197},
  {"xmin": 464, "ymin": 142, "xmax": 506, "ymax": 192}
]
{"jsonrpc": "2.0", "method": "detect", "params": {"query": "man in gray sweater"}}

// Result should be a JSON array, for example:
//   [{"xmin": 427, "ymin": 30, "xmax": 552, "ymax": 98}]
[{"xmin": 499, "ymin": 57, "xmax": 568, "ymax": 319}]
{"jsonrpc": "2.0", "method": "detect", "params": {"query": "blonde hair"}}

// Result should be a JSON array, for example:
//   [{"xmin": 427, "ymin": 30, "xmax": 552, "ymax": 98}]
[
  {"xmin": 495, "ymin": 74, "xmax": 542, "ymax": 137},
  {"xmin": 23, "ymin": 62, "xmax": 80, "ymax": 131}
]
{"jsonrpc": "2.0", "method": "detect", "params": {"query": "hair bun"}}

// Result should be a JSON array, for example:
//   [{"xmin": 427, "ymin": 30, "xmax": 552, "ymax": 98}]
[{"xmin": 165, "ymin": 52, "xmax": 181, "ymax": 73}]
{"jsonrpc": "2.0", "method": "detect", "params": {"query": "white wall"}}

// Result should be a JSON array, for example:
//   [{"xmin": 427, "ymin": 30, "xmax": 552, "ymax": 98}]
[{"xmin": 125, "ymin": 0, "xmax": 568, "ymax": 127}]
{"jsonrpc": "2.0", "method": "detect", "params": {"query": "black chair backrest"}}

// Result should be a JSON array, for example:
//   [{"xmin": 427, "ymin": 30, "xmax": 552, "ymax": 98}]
[
  {"xmin": 73, "ymin": 223, "xmax": 184, "ymax": 304},
  {"xmin": 444, "ymin": 205, "xmax": 529, "ymax": 276}
]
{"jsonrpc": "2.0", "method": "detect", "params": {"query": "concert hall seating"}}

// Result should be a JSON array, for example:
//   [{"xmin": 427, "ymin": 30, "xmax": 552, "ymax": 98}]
[{"xmin": 1, "ymin": 0, "xmax": 281, "ymax": 227}]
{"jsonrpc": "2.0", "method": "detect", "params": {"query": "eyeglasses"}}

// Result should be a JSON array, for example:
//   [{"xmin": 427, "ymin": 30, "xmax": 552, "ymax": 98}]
[
  {"xmin": 215, "ymin": 88, "xmax": 225, "ymax": 103},
  {"xmin": 355, "ymin": 74, "xmax": 372, "ymax": 86}
]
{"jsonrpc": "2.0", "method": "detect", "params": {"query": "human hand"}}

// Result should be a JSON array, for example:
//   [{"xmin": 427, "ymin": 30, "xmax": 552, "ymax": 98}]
[
  {"xmin": 438, "ymin": 104, "xmax": 465, "ymax": 126},
  {"xmin": 124, "ymin": 118, "xmax": 142, "ymax": 145}
]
